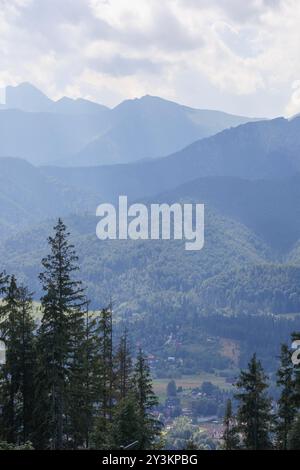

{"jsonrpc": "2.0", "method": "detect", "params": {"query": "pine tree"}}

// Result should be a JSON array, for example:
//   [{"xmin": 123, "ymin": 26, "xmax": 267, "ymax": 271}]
[
  {"xmin": 110, "ymin": 394, "xmax": 141, "ymax": 449},
  {"xmin": 222, "ymin": 399, "xmax": 239, "ymax": 450},
  {"xmin": 276, "ymin": 344, "xmax": 297, "ymax": 449},
  {"xmin": 115, "ymin": 329, "xmax": 132, "ymax": 401},
  {"xmin": 0, "ymin": 276, "xmax": 19, "ymax": 443},
  {"xmin": 133, "ymin": 348, "xmax": 160, "ymax": 449},
  {"xmin": 92, "ymin": 306, "xmax": 115, "ymax": 449},
  {"xmin": 65, "ymin": 300, "xmax": 88, "ymax": 448},
  {"xmin": 67, "ymin": 302, "xmax": 101, "ymax": 449},
  {"xmin": 99, "ymin": 307, "xmax": 114, "ymax": 422},
  {"xmin": 288, "ymin": 413, "xmax": 300, "ymax": 449},
  {"xmin": 15, "ymin": 285, "xmax": 36, "ymax": 445},
  {"xmin": 0, "ymin": 277, "xmax": 35, "ymax": 445},
  {"xmin": 34, "ymin": 219, "xmax": 87, "ymax": 449},
  {"xmin": 185, "ymin": 440, "xmax": 198, "ymax": 450},
  {"xmin": 235, "ymin": 354, "xmax": 273, "ymax": 450}
]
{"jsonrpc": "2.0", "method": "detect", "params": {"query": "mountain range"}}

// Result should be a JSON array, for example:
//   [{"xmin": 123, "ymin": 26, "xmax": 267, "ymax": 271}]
[
  {"xmin": 1, "ymin": 158, "xmax": 300, "ymax": 317},
  {"xmin": 42, "ymin": 115, "xmax": 300, "ymax": 204},
  {"xmin": 0, "ymin": 82, "xmax": 260, "ymax": 166},
  {"xmin": 1, "ymin": 86, "xmax": 300, "ymax": 368}
]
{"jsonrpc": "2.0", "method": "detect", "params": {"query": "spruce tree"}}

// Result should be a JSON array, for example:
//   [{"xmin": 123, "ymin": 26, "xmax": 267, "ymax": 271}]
[
  {"xmin": 133, "ymin": 348, "xmax": 160, "ymax": 449},
  {"xmin": 67, "ymin": 302, "xmax": 101, "ymax": 449},
  {"xmin": 222, "ymin": 399, "xmax": 239, "ymax": 450},
  {"xmin": 99, "ymin": 307, "xmax": 114, "ymax": 422},
  {"xmin": 276, "ymin": 344, "xmax": 297, "ymax": 449},
  {"xmin": 115, "ymin": 329, "xmax": 132, "ymax": 401},
  {"xmin": 0, "ymin": 277, "xmax": 35, "ymax": 445},
  {"xmin": 93, "ymin": 307, "xmax": 115, "ymax": 449},
  {"xmin": 110, "ymin": 394, "xmax": 141, "ymax": 449},
  {"xmin": 288, "ymin": 413, "xmax": 300, "ymax": 450},
  {"xmin": 15, "ymin": 285, "xmax": 36, "ymax": 445},
  {"xmin": 34, "ymin": 219, "xmax": 87, "ymax": 449},
  {"xmin": 65, "ymin": 300, "xmax": 88, "ymax": 449},
  {"xmin": 185, "ymin": 439, "xmax": 198, "ymax": 450},
  {"xmin": 0, "ymin": 276, "xmax": 19, "ymax": 443},
  {"xmin": 235, "ymin": 354, "xmax": 273, "ymax": 450},
  {"xmin": 81, "ymin": 304, "xmax": 98, "ymax": 448}
]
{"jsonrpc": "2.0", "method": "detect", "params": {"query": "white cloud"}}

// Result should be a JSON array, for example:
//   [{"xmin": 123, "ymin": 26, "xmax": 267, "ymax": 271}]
[
  {"xmin": 286, "ymin": 80, "xmax": 300, "ymax": 117},
  {"xmin": 0, "ymin": 0, "xmax": 299, "ymax": 116}
]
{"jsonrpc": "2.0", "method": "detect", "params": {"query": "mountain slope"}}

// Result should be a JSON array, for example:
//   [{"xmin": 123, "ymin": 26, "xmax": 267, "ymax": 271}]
[
  {"xmin": 1, "ymin": 83, "xmax": 259, "ymax": 166},
  {"xmin": 5, "ymin": 82, "xmax": 110, "ymax": 115},
  {"xmin": 43, "ymin": 116, "xmax": 300, "ymax": 202},
  {"xmin": 5, "ymin": 154, "xmax": 300, "ymax": 253},
  {"xmin": 0, "ymin": 157, "xmax": 98, "ymax": 234},
  {"xmin": 156, "ymin": 174, "xmax": 300, "ymax": 253},
  {"xmin": 1, "ymin": 209, "xmax": 298, "ymax": 374},
  {"xmin": 1, "ymin": 205, "xmax": 299, "ymax": 320},
  {"xmin": 6, "ymin": 82, "xmax": 52, "ymax": 112},
  {"xmin": 69, "ymin": 95, "xmax": 260, "ymax": 166},
  {"xmin": 1, "ymin": 163, "xmax": 300, "ymax": 376},
  {"xmin": 0, "ymin": 208, "xmax": 273, "ymax": 309},
  {"xmin": 1, "ymin": 168, "xmax": 300, "ymax": 316},
  {"xmin": 0, "ymin": 109, "xmax": 110, "ymax": 165}
]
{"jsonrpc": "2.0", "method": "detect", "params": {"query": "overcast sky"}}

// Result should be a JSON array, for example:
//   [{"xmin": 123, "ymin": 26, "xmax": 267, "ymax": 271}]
[{"xmin": 0, "ymin": 0, "xmax": 299, "ymax": 117}]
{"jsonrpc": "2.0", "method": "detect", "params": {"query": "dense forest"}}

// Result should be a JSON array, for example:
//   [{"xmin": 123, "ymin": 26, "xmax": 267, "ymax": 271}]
[
  {"xmin": 0, "ymin": 220, "xmax": 161, "ymax": 450},
  {"xmin": 1, "ymin": 220, "xmax": 300, "ymax": 450}
]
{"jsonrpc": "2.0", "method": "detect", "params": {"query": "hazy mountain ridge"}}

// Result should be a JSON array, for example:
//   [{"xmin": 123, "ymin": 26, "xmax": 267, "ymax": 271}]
[
  {"xmin": 5, "ymin": 82, "xmax": 110, "ymax": 115},
  {"xmin": 0, "ymin": 157, "xmax": 99, "ymax": 234},
  {"xmin": 1, "ymin": 157, "xmax": 300, "ymax": 317},
  {"xmin": 1, "ymin": 87, "xmax": 300, "ymax": 322},
  {"xmin": 153, "ymin": 174, "xmax": 300, "ymax": 253},
  {"xmin": 0, "ymin": 205, "xmax": 299, "ymax": 318},
  {"xmin": 2, "ymin": 151, "xmax": 300, "ymax": 255},
  {"xmin": 0, "ymin": 82, "xmax": 260, "ymax": 166},
  {"xmin": 70, "ymin": 95, "xmax": 261, "ymax": 166},
  {"xmin": 43, "ymin": 116, "xmax": 300, "ymax": 205},
  {"xmin": 0, "ymin": 109, "xmax": 110, "ymax": 165}
]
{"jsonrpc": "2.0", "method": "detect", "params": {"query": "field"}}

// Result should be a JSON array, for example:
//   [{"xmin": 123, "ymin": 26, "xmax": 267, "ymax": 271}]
[{"xmin": 153, "ymin": 372, "xmax": 233, "ymax": 402}]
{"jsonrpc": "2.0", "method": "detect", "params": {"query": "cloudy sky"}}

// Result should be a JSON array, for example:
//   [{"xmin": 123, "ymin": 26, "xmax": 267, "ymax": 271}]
[{"xmin": 0, "ymin": 0, "xmax": 299, "ymax": 117}]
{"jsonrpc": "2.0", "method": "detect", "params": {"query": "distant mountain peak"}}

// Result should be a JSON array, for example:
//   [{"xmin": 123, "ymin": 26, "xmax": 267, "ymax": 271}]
[
  {"xmin": 10, "ymin": 82, "xmax": 41, "ymax": 91},
  {"xmin": 4, "ymin": 82, "xmax": 109, "ymax": 115},
  {"xmin": 53, "ymin": 95, "xmax": 109, "ymax": 114},
  {"xmin": 5, "ymin": 82, "xmax": 52, "ymax": 112}
]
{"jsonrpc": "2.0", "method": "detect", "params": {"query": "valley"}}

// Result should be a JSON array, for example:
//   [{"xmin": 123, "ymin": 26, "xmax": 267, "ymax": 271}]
[{"xmin": 1, "ymin": 85, "xmax": 300, "ymax": 436}]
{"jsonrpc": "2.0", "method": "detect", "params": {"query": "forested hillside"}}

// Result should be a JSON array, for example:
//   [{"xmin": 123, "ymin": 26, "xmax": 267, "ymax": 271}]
[
  {"xmin": 43, "ymin": 116, "xmax": 300, "ymax": 203},
  {"xmin": 1, "ymin": 95, "xmax": 300, "ymax": 410}
]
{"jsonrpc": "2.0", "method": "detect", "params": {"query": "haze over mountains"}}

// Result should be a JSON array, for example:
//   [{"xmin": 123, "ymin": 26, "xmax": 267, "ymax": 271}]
[
  {"xmin": 0, "ymin": 82, "xmax": 260, "ymax": 166},
  {"xmin": 1, "ymin": 152, "xmax": 300, "ymax": 253},
  {"xmin": 1, "ymin": 167, "xmax": 300, "ymax": 319},
  {"xmin": 1, "ymin": 83, "xmax": 300, "ymax": 331},
  {"xmin": 0, "ymin": 157, "xmax": 100, "ymax": 237},
  {"xmin": 43, "ymin": 116, "xmax": 300, "ymax": 203}
]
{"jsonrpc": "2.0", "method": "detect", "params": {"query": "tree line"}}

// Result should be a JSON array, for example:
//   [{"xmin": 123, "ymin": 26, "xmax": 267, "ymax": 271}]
[
  {"xmin": 0, "ymin": 219, "xmax": 161, "ymax": 450},
  {"xmin": 1, "ymin": 218, "xmax": 300, "ymax": 451},
  {"xmin": 223, "ymin": 342, "xmax": 300, "ymax": 450}
]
